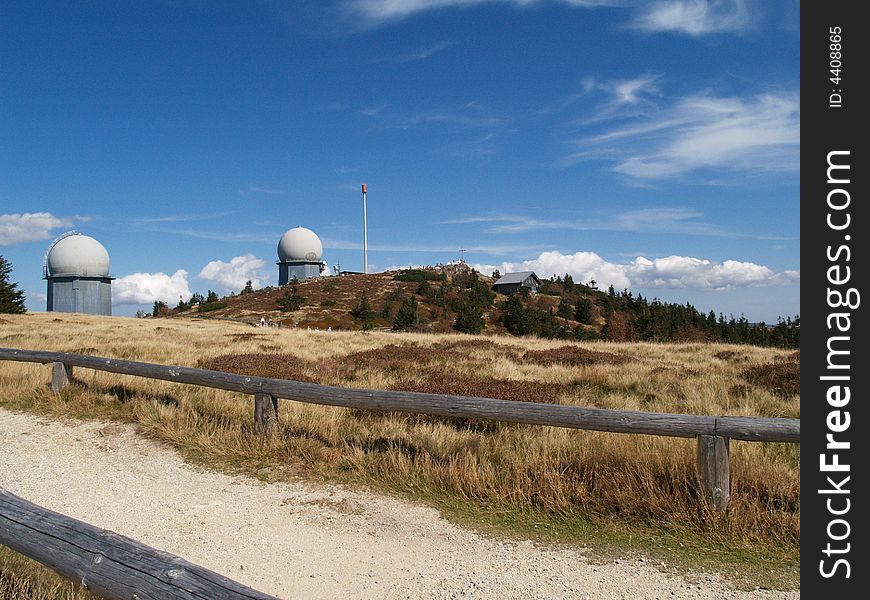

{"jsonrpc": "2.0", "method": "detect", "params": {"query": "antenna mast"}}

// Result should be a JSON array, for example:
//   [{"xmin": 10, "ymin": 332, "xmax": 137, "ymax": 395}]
[{"xmin": 362, "ymin": 183, "xmax": 368, "ymax": 274}]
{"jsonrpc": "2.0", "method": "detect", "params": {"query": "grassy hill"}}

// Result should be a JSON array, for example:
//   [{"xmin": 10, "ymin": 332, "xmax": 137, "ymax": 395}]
[
  {"xmin": 166, "ymin": 265, "xmax": 799, "ymax": 348},
  {"xmin": 173, "ymin": 265, "xmax": 512, "ymax": 333}
]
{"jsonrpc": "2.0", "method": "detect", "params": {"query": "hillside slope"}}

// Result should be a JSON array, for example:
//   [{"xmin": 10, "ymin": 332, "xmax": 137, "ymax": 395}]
[{"xmin": 168, "ymin": 265, "xmax": 798, "ymax": 348}]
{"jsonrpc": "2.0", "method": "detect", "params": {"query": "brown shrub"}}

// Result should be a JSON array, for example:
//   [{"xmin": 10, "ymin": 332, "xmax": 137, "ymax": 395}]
[
  {"xmin": 340, "ymin": 344, "xmax": 434, "ymax": 369},
  {"xmin": 198, "ymin": 353, "xmax": 313, "ymax": 382},
  {"xmin": 740, "ymin": 356, "xmax": 800, "ymax": 399},
  {"xmin": 392, "ymin": 370, "xmax": 568, "ymax": 404},
  {"xmin": 224, "ymin": 332, "xmax": 266, "ymax": 342},
  {"xmin": 523, "ymin": 346, "xmax": 631, "ymax": 367}
]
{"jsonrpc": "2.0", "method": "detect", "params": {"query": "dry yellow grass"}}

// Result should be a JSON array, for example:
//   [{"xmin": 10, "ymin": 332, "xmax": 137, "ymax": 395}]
[
  {"xmin": 0, "ymin": 312, "xmax": 799, "ymax": 584},
  {"xmin": 0, "ymin": 547, "xmax": 97, "ymax": 600}
]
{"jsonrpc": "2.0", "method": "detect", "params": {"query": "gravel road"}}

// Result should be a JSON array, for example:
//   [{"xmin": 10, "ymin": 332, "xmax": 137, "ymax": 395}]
[{"xmin": 0, "ymin": 408, "xmax": 797, "ymax": 599}]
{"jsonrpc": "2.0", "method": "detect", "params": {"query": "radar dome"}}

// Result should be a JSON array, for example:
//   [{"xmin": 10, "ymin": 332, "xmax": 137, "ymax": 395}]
[
  {"xmin": 47, "ymin": 234, "xmax": 110, "ymax": 277},
  {"xmin": 277, "ymin": 227, "xmax": 323, "ymax": 262}
]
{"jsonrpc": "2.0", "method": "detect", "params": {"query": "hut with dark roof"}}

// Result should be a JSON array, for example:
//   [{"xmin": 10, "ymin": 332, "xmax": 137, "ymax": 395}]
[{"xmin": 492, "ymin": 271, "xmax": 542, "ymax": 295}]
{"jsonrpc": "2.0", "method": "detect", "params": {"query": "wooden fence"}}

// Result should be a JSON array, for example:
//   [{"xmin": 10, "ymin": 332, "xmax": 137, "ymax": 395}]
[
  {"xmin": 0, "ymin": 487, "xmax": 277, "ymax": 600},
  {"xmin": 0, "ymin": 346, "xmax": 799, "ymax": 596}
]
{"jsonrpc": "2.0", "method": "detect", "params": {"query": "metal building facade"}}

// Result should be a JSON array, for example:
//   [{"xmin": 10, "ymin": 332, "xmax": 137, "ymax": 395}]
[
  {"xmin": 46, "ymin": 276, "xmax": 113, "ymax": 315},
  {"xmin": 278, "ymin": 262, "xmax": 323, "ymax": 285}
]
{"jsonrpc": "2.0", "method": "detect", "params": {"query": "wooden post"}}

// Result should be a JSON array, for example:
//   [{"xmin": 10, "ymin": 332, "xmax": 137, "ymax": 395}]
[
  {"xmin": 254, "ymin": 392, "xmax": 278, "ymax": 436},
  {"xmin": 696, "ymin": 434, "xmax": 730, "ymax": 511},
  {"xmin": 51, "ymin": 362, "xmax": 73, "ymax": 394}
]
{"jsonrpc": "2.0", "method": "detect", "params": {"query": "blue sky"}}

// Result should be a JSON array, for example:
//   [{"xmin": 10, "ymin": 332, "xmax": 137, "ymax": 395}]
[{"xmin": 1, "ymin": 0, "xmax": 799, "ymax": 321}]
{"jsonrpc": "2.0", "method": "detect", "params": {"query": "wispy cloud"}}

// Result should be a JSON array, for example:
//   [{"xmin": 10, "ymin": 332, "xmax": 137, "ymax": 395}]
[
  {"xmin": 538, "ymin": 74, "xmax": 659, "ymax": 120},
  {"xmin": 564, "ymin": 90, "xmax": 799, "ymax": 179},
  {"xmin": 474, "ymin": 249, "xmax": 799, "ymax": 291},
  {"xmin": 360, "ymin": 102, "xmax": 502, "ymax": 129},
  {"xmin": 131, "ymin": 210, "xmax": 238, "ymax": 225},
  {"xmin": 442, "ymin": 208, "xmax": 790, "ymax": 239},
  {"xmin": 360, "ymin": 104, "xmax": 389, "ymax": 117},
  {"xmin": 138, "ymin": 226, "xmax": 277, "ymax": 244},
  {"xmin": 240, "ymin": 184, "xmax": 287, "ymax": 196},
  {"xmin": 630, "ymin": 0, "xmax": 751, "ymax": 36},
  {"xmin": 0, "ymin": 212, "xmax": 77, "ymax": 246},
  {"xmin": 344, "ymin": 0, "xmax": 749, "ymax": 37},
  {"xmin": 377, "ymin": 40, "xmax": 454, "ymax": 62},
  {"xmin": 344, "ymin": 0, "xmax": 619, "ymax": 26},
  {"xmin": 360, "ymin": 101, "xmax": 507, "ymax": 157},
  {"xmin": 611, "ymin": 74, "xmax": 661, "ymax": 104},
  {"xmin": 322, "ymin": 236, "xmax": 550, "ymax": 256},
  {"xmin": 390, "ymin": 110, "xmax": 503, "ymax": 130}
]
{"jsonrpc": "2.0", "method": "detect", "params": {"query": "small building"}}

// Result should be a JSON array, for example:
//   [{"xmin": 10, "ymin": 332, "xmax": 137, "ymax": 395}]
[
  {"xmin": 44, "ymin": 231, "xmax": 114, "ymax": 315},
  {"xmin": 492, "ymin": 271, "xmax": 542, "ymax": 295},
  {"xmin": 277, "ymin": 226, "xmax": 327, "ymax": 285}
]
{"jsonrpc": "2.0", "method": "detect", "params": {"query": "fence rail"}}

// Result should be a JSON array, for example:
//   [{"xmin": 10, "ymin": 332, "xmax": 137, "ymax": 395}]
[
  {"xmin": 0, "ymin": 348, "xmax": 799, "ymax": 442},
  {"xmin": 0, "ymin": 487, "xmax": 277, "ymax": 600},
  {"xmin": 0, "ymin": 344, "xmax": 799, "ymax": 511},
  {"xmin": 0, "ymin": 345, "xmax": 800, "ymax": 596}
]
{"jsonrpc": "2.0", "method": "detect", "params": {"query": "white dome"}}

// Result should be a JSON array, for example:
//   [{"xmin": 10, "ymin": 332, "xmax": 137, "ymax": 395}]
[
  {"xmin": 47, "ymin": 234, "xmax": 110, "ymax": 277},
  {"xmin": 277, "ymin": 227, "xmax": 323, "ymax": 262}
]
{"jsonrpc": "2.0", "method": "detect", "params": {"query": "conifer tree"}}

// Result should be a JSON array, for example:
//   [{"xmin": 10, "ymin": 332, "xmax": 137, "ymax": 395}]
[{"xmin": 0, "ymin": 255, "xmax": 26, "ymax": 314}]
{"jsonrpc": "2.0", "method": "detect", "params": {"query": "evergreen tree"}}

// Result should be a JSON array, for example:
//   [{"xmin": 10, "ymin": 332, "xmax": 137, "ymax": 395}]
[
  {"xmin": 392, "ymin": 296, "xmax": 420, "ymax": 331},
  {"xmin": 206, "ymin": 290, "xmax": 219, "ymax": 303},
  {"xmin": 574, "ymin": 297, "xmax": 593, "ymax": 324},
  {"xmin": 277, "ymin": 286, "xmax": 305, "ymax": 311},
  {"xmin": 453, "ymin": 300, "xmax": 485, "ymax": 334},
  {"xmin": 0, "ymin": 255, "xmax": 26, "ymax": 314},
  {"xmin": 350, "ymin": 294, "xmax": 375, "ymax": 330},
  {"xmin": 241, "ymin": 280, "xmax": 254, "ymax": 295},
  {"xmin": 501, "ymin": 295, "xmax": 533, "ymax": 335},
  {"xmin": 557, "ymin": 298, "xmax": 573, "ymax": 320},
  {"xmin": 151, "ymin": 300, "xmax": 168, "ymax": 317}
]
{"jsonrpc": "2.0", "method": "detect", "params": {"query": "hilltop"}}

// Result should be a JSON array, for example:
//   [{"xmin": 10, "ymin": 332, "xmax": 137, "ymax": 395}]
[{"xmin": 164, "ymin": 264, "xmax": 799, "ymax": 348}]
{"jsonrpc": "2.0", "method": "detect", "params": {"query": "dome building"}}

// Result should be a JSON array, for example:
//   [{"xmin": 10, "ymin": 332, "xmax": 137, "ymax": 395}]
[
  {"xmin": 43, "ymin": 232, "xmax": 113, "ymax": 315},
  {"xmin": 277, "ymin": 226, "xmax": 326, "ymax": 284}
]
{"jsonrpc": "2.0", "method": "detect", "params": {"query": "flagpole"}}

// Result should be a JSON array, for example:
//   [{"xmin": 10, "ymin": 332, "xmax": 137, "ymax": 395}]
[{"xmin": 362, "ymin": 183, "xmax": 368, "ymax": 274}]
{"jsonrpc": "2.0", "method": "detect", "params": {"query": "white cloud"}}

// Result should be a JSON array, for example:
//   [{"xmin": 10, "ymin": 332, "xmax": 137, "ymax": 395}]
[
  {"xmin": 197, "ymin": 254, "xmax": 270, "ymax": 291},
  {"xmin": 0, "ymin": 212, "xmax": 74, "ymax": 246},
  {"xmin": 389, "ymin": 40, "xmax": 454, "ymax": 62},
  {"xmin": 474, "ymin": 250, "xmax": 798, "ymax": 291},
  {"xmin": 113, "ymin": 270, "xmax": 192, "ymax": 305},
  {"xmin": 345, "ymin": 0, "xmax": 617, "ymax": 25},
  {"xmin": 631, "ymin": 0, "xmax": 750, "ymax": 36},
  {"xmin": 569, "ymin": 91, "xmax": 799, "ymax": 179},
  {"xmin": 610, "ymin": 74, "xmax": 660, "ymax": 104}
]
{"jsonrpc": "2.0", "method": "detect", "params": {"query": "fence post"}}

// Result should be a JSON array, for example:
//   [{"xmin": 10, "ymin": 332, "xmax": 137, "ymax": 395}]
[
  {"xmin": 696, "ymin": 434, "xmax": 730, "ymax": 511},
  {"xmin": 254, "ymin": 392, "xmax": 278, "ymax": 436},
  {"xmin": 51, "ymin": 362, "xmax": 73, "ymax": 394}
]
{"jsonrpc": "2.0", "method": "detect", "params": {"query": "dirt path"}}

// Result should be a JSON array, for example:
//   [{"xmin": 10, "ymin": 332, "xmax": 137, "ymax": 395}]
[{"xmin": 0, "ymin": 409, "xmax": 796, "ymax": 599}]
